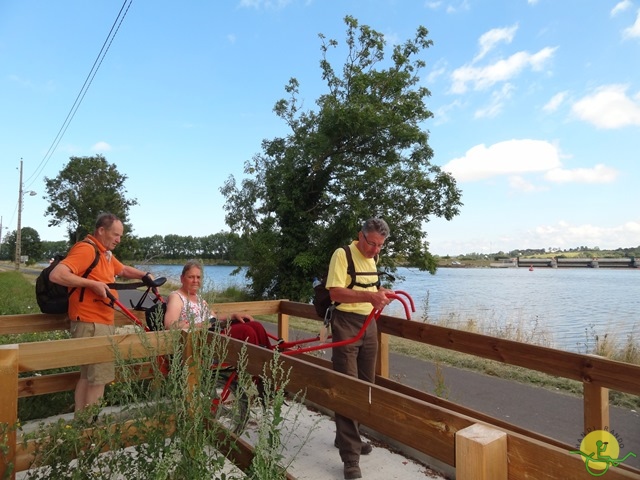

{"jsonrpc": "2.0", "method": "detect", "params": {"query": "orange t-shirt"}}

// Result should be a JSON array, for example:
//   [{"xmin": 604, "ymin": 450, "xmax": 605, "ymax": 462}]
[{"xmin": 61, "ymin": 234, "xmax": 124, "ymax": 325}]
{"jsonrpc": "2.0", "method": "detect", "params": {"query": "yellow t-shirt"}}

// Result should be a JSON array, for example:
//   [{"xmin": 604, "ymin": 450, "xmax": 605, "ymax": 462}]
[{"xmin": 325, "ymin": 241, "xmax": 378, "ymax": 316}]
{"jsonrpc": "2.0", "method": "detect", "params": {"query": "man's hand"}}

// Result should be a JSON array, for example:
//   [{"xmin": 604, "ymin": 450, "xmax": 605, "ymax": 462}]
[
  {"xmin": 142, "ymin": 272, "xmax": 155, "ymax": 287},
  {"xmin": 370, "ymin": 288, "xmax": 393, "ymax": 311},
  {"xmin": 89, "ymin": 281, "xmax": 111, "ymax": 298}
]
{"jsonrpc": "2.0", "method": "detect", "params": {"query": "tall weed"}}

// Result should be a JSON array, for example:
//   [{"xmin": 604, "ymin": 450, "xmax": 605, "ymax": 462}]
[{"xmin": 20, "ymin": 325, "xmax": 302, "ymax": 479}]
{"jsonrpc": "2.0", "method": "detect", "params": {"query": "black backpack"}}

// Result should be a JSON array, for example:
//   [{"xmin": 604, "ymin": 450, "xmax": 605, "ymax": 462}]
[
  {"xmin": 312, "ymin": 245, "xmax": 380, "ymax": 320},
  {"xmin": 35, "ymin": 240, "xmax": 100, "ymax": 314}
]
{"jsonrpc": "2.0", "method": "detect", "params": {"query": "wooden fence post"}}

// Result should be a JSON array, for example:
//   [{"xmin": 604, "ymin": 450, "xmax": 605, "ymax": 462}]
[
  {"xmin": 377, "ymin": 332, "xmax": 389, "ymax": 378},
  {"xmin": 584, "ymin": 382, "xmax": 609, "ymax": 432},
  {"xmin": 278, "ymin": 311, "xmax": 289, "ymax": 342},
  {"xmin": 0, "ymin": 345, "xmax": 19, "ymax": 480},
  {"xmin": 456, "ymin": 423, "xmax": 507, "ymax": 480}
]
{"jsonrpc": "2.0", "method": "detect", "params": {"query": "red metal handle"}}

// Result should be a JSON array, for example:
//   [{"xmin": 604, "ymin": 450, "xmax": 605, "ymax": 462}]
[
  {"xmin": 385, "ymin": 292, "xmax": 412, "ymax": 320},
  {"xmin": 392, "ymin": 290, "xmax": 415, "ymax": 314},
  {"xmin": 106, "ymin": 290, "xmax": 150, "ymax": 331},
  {"xmin": 282, "ymin": 292, "xmax": 414, "ymax": 356}
]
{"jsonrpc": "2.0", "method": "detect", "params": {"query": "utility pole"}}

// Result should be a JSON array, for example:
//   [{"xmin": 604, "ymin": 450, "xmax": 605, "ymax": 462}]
[
  {"xmin": 15, "ymin": 159, "xmax": 24, "ymax": 270},
  {"xmin": 14, "ymin": 159, "xmax": 36, "ymax": 270}
]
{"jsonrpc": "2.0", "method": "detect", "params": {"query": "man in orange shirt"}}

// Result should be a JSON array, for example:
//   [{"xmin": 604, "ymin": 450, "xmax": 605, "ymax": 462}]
[{"xmin": 50, "ymin": 213, "xmax": 152, "ymax": 413}]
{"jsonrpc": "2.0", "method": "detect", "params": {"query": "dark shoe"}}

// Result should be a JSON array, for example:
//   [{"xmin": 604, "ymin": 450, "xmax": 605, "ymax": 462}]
[
  {"xmin": 334, "ymin": 440, "xmax": 372, "ymax": 455},
  {"xmin": 343, "ymin": 461, "xmax": 362, "ymax": 479},
  {"xmin": 360, "ymin": 442, "xmax": 372, "ymax": 455}
]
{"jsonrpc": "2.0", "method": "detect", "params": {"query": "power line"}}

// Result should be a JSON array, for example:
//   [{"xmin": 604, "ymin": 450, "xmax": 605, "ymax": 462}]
[{"xmin": 24, "ymin": 0, "xmax": 133, "ymax": 190}]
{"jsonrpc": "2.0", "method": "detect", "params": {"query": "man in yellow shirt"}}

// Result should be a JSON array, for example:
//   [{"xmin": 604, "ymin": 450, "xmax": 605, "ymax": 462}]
[{"xmin": 325, "ymin": 217, "xmax": 392, "ymax": 480}]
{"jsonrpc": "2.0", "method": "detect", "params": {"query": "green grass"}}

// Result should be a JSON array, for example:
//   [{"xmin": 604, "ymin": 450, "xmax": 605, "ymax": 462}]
[{"xmin": 0, "ymin": 270, "xmax": 39, "ymax": 315}]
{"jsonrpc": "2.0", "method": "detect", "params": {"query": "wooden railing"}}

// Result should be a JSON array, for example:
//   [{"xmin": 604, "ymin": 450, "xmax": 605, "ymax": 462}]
[{"xmin": 2, "ymin": 300, "xmax": 640, "ymax": 479}]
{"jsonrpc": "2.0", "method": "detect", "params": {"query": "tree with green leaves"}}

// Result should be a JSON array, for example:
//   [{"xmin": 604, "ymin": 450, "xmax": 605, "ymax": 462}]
[
  {"xmin": 41, "ymin": 240, "xmax": 70, "ymax": 260},
  {"xmin": 3, "ymin": 227, "xmax": 43, "ymax": 264},
  {"xmin": 221, "ymin": 16, "xmax": 462, "ymax": 301},
  {"xmin": 44, "ymin": 155, "xmax": 138, "ymax": 245}
]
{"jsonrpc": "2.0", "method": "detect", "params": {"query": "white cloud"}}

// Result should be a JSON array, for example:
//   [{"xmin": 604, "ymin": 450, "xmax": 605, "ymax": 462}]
[
  {"xmin": 426, "ymin": 63, "xmax": 447, "ymax": 84},
  {"xmin": 572, "ymin": 84, "xmax": 640, "ymax": 128},
  {"xmin": 433, "ymin": 99, "xmax": 463, "ymax": 125},
  {"xmin": 450, "ymin": 47, "xmax": 557, "ymax": 94},
  {"xmin": 527, "ymin": 221, "xmax": 640, "ymax": 250},
  {"xmin": 623, "ymin": 9, "xmax": 640, "ymax": 38},
  {"xmin": 474, "ymin": 25, "xmax": 518, "ymax": 62},
  {"xmin": 445, "ymin": 0, "xmax": 470, "ymax": 14},
  {"xmin": 430, "ymin": 220, "xmax": 640, "ymax": 255},
  {"xmin": 443, "ymin": 139, "xmax": 618, "ymax": 186},
  {"xmin": 611, "ymin": 0, "xmax": 632, "ymax": 16},
  {"xmin": 544, "ymin": 164, "xmax": 618, "ymax": 184},
  {"xmin": 508, "ymin": 175, "xmax": 547, "ymax": 192},
  {"xmin": 543, "ymin": 91, "xmax": 568, "ymax": 113},
  {"xmin": 442, "ymin": 139, "xmax": 561, "ymax": 182},
  {"xmin": 92, "ymin": 141, "xmax": 112, "ymax": 152},
  {"xmin": 474, "ymin": 83, "xmax": 514, "ymax": 118}
]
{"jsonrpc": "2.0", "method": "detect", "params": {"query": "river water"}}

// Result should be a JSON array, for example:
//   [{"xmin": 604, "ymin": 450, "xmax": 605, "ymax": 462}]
[{"xmin": 141, "ymin": 264, "xmax": 640, "ymax": 353}]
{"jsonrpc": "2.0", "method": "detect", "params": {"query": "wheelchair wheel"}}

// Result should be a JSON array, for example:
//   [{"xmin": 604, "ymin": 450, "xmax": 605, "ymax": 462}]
[{"xmin": 211, "ymin": 370, "xmax": 250, "ymax": 435}]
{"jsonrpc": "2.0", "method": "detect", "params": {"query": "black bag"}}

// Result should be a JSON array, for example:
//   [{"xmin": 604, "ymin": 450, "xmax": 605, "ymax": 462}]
[
  {"xmin": 312, "ymin": 246, "xmax": 380, "ymax": 319},
  {"xmin": 35, "ymin": 241, "xmax": 100, "ymax": 314}
]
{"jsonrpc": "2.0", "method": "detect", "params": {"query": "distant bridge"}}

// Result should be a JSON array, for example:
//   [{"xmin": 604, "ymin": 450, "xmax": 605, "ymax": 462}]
[{"xmin": 515, "ymin": 257, "xmax": 639, "ymax": 268}]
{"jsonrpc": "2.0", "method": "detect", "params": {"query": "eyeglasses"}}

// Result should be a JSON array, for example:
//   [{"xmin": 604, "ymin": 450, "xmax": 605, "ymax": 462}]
[{"xmin": 362, "ymin": 231, "xmax": 385, "ymax": 249}]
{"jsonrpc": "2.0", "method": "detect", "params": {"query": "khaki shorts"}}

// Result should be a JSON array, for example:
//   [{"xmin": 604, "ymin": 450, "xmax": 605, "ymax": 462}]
[{"xmin": 70, "ymin": 321, "xmax": 116, "ymax": 385}]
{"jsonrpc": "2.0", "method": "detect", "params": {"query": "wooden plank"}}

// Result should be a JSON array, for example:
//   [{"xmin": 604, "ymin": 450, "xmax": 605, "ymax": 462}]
[
  {"xmin": 302, "ymin": 354, "xmax": 575, "ymax": 452},
  {"xmin": 17, "ymin": 332, "xmax": 175, "ymax": 372},
  {"xmin": 279, "ymin": 301, "xmax": 319, "ymax": 320},
  {"xmin": 222, "ymin": 337, "xmax": 470, "ymax": 465},
  {"xmin": 0, "ymin": 314, "xmax": 68, "ymax": 334},
  {"xmin": 376, "ymin": 314, "xmax": 640, "ymax": 396},
  {"xmin": 0, "ymin": 300, "xmax": 284, "ymax": 336},
  {"xmin": 0, "ymin": 345, "xmax": 19, "ymax": 480},
  {"xmin": 211, "ymin": 300, "xmax": 283, "ymax": 316},
  {"xmin": 18, "ymin": 371, "xmax": 78, "ymax": 398},
  {"xmin": 507, "ymin": 434, "xmax": 639, "ymax": 479},
  {"xmin": 456, "ymin": 423, "xmax": 507, "ymax": 480},
  {"xmin": 17, "ymin": 363, "xmax": 156, "ymax": 398}
]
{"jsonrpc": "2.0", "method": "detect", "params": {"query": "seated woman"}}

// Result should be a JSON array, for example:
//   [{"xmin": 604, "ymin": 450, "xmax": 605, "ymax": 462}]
[{"xmin": 163, "ymin": 260, "xmax": 270, "ymax": 347}]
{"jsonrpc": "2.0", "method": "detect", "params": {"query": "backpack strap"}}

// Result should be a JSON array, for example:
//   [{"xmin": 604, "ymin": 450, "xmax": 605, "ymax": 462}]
[
  {"xmin": 343, "ymin": 245, "xmax": 380, "ymax": 290},
  {"xmin": 74, "ymin": 240, "xmax": 101, "ymax": 303}
]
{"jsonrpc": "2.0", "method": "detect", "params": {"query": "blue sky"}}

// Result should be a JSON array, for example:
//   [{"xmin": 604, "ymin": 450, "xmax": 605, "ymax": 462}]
[{"xmin": 1, "ymin": 0, "xmax": 639, "ymax": 256}]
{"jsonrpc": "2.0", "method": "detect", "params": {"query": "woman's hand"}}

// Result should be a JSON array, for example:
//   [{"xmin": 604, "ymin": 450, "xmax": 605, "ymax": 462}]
[{"xmin": 229, "ymin": 313, "xmax": 255, "ymax": 323}]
